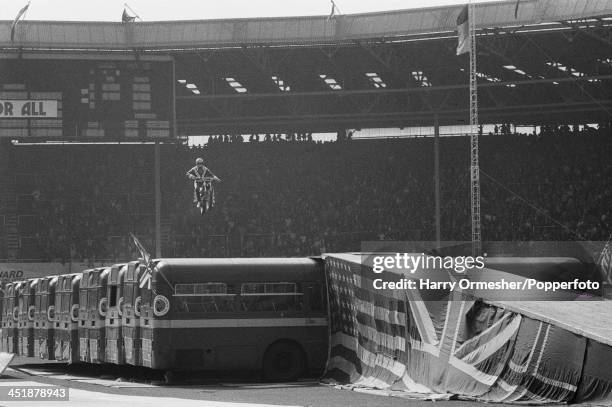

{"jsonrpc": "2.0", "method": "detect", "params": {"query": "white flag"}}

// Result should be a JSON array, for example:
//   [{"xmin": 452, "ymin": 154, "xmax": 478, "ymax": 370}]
[
  {"xmin": 11, "ymin": 2, "xmax": 30, "ymax": 42},
  {"xmin": 456, "ymin": 5, "xmax": 470, "ymax": 56}
]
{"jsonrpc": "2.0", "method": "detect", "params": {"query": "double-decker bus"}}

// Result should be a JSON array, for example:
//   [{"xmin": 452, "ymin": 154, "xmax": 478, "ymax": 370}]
[{"xmin": 140, "ymin": 258, "xmax": 328, "ymax": 381}]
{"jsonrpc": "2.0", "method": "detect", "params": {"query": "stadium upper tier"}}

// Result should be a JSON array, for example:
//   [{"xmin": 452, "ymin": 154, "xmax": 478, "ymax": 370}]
[{"xmin": 1, "ymin": 0, "xmax": 611, "ymax": 50}]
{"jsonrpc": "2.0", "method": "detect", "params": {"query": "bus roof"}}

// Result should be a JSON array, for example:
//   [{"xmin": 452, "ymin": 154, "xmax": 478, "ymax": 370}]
[{"xmin": 153, "ymin": 257, "xmax": 324, "ymax": 283}]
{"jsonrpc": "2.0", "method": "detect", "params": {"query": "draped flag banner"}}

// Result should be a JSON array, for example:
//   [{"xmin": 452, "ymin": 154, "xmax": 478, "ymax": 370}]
[
  {"xmin": 456, "ymin": 5, "xmax": 470, "ymax": 55},
  {"xmin": 598, "ymin": 235, "xmax": 612, "ymax": 284},
  {"xmin": 322, "ymin": 253, "xmax": 612, "ymax": 404}
]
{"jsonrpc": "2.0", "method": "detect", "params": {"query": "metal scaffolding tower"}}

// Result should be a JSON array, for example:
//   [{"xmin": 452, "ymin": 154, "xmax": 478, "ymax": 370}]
[{"xmin": 469, "ymin": 1, "xmax": 481, "ymax": 256}]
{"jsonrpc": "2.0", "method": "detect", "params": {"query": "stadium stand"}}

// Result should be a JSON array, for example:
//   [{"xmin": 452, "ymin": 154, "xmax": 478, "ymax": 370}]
[{"xmin": 2, "ymin": 123, "xmax": 611, "ymax": 262}]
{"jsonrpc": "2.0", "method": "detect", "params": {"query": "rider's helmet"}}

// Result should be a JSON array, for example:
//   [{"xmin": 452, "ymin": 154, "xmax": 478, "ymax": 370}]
[{"xmin": 195, "ymin": 157, "xmax": 204, "ymax": 166}]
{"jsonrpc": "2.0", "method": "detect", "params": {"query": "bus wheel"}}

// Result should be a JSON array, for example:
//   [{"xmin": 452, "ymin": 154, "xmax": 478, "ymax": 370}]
[{"xmin": 262, "ymin": 341, "xmax": 306, "ymax": 382}]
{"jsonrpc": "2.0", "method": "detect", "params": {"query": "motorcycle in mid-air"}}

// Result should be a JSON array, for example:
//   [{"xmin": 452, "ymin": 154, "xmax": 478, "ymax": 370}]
[{"xmin": 195, "ymin": 175, "xmax": 218, "ymax": 215}]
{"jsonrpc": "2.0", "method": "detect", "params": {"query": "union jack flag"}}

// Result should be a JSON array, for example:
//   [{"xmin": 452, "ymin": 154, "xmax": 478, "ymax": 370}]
[
  {"xmin": 322, "ymin": 253, "xmax": 583, "ymax": 403},
  {"xmin": 130, "ymin": 233, "xmax": 153, "ymax": 289}
]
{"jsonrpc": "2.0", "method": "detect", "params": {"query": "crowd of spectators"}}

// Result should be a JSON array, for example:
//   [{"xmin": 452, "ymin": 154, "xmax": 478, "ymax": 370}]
[
  {"xmin": 4, "ymin": 122, "xmax": 611, "ymax": 262},
  {"xmin": 9, "ymin": 145, "xmax": 154, "ymax": 262}
]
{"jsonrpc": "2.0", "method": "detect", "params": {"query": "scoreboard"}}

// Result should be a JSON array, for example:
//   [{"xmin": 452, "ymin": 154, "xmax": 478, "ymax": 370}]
[{"xmin": 0, "ymin": 56, "xmax": 174, "ymax": 141}]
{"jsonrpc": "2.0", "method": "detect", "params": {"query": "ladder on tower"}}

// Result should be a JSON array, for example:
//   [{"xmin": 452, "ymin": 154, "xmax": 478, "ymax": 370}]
[{"xmin": 469, "ymin": 1, "xmax": 482, "ymax": 256}]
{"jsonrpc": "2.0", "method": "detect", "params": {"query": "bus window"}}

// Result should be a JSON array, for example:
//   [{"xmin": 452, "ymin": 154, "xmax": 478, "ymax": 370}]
[
  {"xmin": 241, "ymin": 283, "xmax": 265, "ymax": 294},
  {"xmin": 175, "ymin": 284, "xmax": 195, "ymax": 295},
  {"xmin": 88, "ymin": 288, "xmax": 97, "ymax": 310},
  {"xmin": 124, "ymin": 283, "xmax": 133, "ymax": 306},
  {"xmin": 268, "ymin": 283, "xmax": 296, "ymax": 293},
  {"xmin": 306, "ymin": 283, "xmax": 325, "ymax": 312},
  {"xmin": 35, "ymin": 295, "xmax": 41, "ymax": 312},
  {"xmin": 109, "ymin": 286, "xmax": 118, "ymax": 307},
  {"xmin": 173, "ymin": 283, "xmax": 235, "ymax": 313},
  {"xmin": 240, "ymin": 282, "xmax": 303, "ymax": 313},
  {"xmin": 141, "ymin": 286, "xmax": 152, "ymax": 308},
  {"xmin": 195, "ymin": 283, "xmax": 226, "ymax": 295},
  {"xmin": 79, "ymin": 290, "xmax": 87, "ymax": 309}
]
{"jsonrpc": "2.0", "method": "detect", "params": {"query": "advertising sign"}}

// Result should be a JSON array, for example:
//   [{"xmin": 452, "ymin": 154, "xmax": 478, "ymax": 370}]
[
  {"xmin": 0, "ymin": 100, "xmax": 58, "ymax": 118},
  {"xmin": 0, "ymin": 262, "xmax": 115, "ymax": 284}
]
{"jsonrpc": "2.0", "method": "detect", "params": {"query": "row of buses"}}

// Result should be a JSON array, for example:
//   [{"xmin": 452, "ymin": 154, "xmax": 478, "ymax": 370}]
[{"xmin": 0, "ymin": 258, "xmax": 329, "ymax": 381}]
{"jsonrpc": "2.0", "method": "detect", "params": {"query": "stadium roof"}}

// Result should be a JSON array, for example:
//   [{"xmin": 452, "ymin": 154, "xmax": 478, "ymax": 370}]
[
  {"xmin": 1, "ymin": 0, "xmax": 611, "ymax": 50},
  {"xmin": 2, "ymin": 0, "xmax": 612, "ymax": 134}
]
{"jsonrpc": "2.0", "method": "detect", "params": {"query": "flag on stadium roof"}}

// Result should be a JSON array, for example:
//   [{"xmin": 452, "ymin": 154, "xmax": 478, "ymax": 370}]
[
  {"xmin": 122, "ymin": 8, "xmax": 137, "ymax": 23},
  {"xmin": 456, "ymin": 5, "xmax": 470, "ymax": 56},
  {"xmin": 327, "ymin": 0, "xmax": 337, "ymax": 21},
  {"xmin": 10, "ymin": 2, "xmax": 30, "ymax": 42}
]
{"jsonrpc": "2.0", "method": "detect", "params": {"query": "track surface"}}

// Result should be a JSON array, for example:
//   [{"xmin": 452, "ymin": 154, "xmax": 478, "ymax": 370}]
[{"xmin": 0, "ymin": 357, "xmax": 518, "ymax": 406}]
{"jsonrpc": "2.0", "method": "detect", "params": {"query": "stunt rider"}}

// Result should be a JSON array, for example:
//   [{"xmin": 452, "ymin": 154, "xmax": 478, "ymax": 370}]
[{"xmin": 186, "ymin": 157, "xmax": 221, "ymax": 205}]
